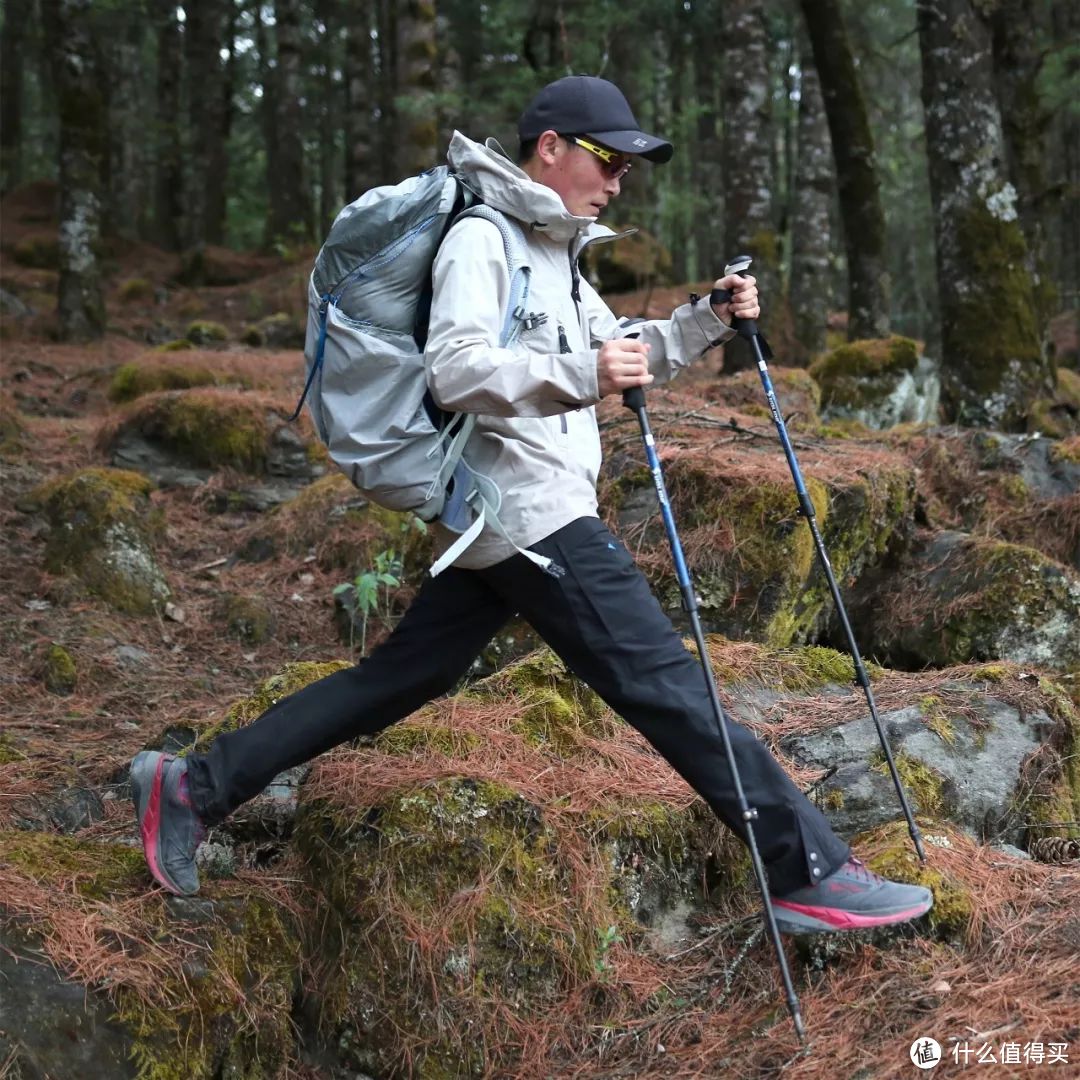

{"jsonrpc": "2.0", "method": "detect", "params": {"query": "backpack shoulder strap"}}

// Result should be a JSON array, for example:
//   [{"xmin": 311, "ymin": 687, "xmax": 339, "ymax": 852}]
[{"xmin": 452, "ymin": 205, "xmax": 531, "ymax": 349}]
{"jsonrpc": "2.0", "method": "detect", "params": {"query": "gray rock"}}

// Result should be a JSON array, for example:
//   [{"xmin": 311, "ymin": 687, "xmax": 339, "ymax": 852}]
[
  {"xmin": 0, "ymin": 935, "xmax": 135, "ymax": 1079},
  {"xmin": 112, "ymin": 645, "xmax": 154, "ymax": 671},
  {"xmin": 780, "ymin": 693, "xmax": 1049, "ymax": 844},
  {"xmin": 0, "ymin": 286, "xmax": 34, "ymax": 319}
]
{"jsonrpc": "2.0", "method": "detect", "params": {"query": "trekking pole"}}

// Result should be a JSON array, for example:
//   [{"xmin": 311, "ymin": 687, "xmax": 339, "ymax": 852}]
[
  {"xmin": 622, "ymin": 381, "xmax": 808, "ymax": 1044},
  {"xmin": 715, "ymin": 255, "xmax": 926, "ymax": 865}
]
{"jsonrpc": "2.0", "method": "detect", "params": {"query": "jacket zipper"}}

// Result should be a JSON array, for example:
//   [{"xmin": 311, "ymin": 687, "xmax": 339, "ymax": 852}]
[{"xmin": 557, "ymin": 322, "xmax": 570, "ymax": 433}]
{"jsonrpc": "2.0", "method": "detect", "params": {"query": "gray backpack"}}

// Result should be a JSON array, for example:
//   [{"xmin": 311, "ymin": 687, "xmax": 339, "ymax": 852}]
[{"xmin": 294, "ymin": 167, "xmax": 555, "ymax": 576}]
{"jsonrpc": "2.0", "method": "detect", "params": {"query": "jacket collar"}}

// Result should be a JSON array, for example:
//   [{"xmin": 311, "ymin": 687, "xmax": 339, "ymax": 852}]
[{"xmin": 447, "ymin": 130, "xmax": 618, "ymax": 246}]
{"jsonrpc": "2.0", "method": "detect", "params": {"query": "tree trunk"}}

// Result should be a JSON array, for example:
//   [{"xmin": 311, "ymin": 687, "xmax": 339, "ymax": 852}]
[
  {"xmin": 720, "ymin": 0, "xmax": 778, "ymax": 366},
  {"xmin": 152, "ymin": 0, "xmax": 184, "ymax": 250},
  {"xmin": 205, "ymin": 3, "xmax": 237, "ymax": 245},
  {"xmin": 800, "ymin": 0, "xmax": 890, "ymax": 339},
  {"xmin": 397, "ymin": 0, "xmax": 439, "ymax": 177},
  {"xmin": 43, "ymin": 0, "xmax": 106, "ymax": 341},
  {"xmin": 103, "ymin": 18, "xmax": 145, "ymax": 241},
  {"xmin": 0, "ymin": 0, "xmax": 30, "ymax": 193},
  {"xmin": 375, "ymin": 0, "xmax": 399, "ymax": 182},
  {"xmin": 917, "ymin": 0, "xmax": 1051, "ymax": 429},
  {"xmin": 185, "ymin": 0, "xmax": 230, "ymax": 247},
  {"xmin": 267, "ymin": 0, "xmax": 310, "ymax": 246},
  {"xmin": 789, "ymin": 48, "xmax": 832, "ymax": 361},
  {"xmin": 316, "ymin": 0, "xmax": 340, "ymax": 232},
  {"xmin": 343, "ymin": 2, "xmax": 375, "ymax": 199}
]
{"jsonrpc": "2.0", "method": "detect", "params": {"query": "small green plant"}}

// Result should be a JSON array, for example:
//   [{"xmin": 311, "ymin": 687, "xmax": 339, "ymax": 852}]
[
  {"xmin": 334, "ymin": 548, "xmax": 403, "ymax": 655},
  {"xmin": 594, "ymin": 924, "xmax": 623, "ymax": 979}
]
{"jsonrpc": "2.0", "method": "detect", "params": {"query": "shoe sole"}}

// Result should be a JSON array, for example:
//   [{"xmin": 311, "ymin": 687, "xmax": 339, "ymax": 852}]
[
  {"xmin": 772, "ymin": 894, "xmax": 933, "ymax": 934},
  {"xmin": 130, "ymin": 750, "xmax": 188, "ymax": 896}
]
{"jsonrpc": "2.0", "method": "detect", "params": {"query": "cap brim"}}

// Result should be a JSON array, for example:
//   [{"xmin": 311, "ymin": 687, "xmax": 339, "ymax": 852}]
[{"xmin": 587, "ymin": 129, "xmax": 674, "ymax": 164}]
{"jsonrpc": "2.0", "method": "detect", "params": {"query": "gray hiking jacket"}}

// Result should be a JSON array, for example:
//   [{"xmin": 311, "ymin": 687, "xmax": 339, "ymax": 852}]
[{"xmin": 424, "ymin": 132, "xmax": 735, "ymax": 568}]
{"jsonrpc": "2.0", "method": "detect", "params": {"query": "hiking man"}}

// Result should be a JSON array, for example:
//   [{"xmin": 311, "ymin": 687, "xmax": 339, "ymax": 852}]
[{"xmin": 132, "ymin": 76, "xmax": 932, "ymax": 935}]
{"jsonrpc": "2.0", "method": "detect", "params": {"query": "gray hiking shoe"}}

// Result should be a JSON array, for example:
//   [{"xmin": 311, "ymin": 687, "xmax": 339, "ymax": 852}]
[
  {"xmin": 771, "ymin": 857, "xmax": 933, "ymax": 934},
  {"xmin": 130, "ymin": 750, "xmax": 206, "ymax": 896}
]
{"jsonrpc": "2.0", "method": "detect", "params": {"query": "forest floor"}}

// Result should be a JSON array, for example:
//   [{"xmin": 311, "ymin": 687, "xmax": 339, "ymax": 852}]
[{"xmin": 1, "ymin": 183, "xmax": 1079, "ymax": 1078}]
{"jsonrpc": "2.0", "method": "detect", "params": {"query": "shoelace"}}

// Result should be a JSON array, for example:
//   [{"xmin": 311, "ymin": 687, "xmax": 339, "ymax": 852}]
[{"xmin": 846, "ymin": 857, "xmax": 884, "ymax": 884}]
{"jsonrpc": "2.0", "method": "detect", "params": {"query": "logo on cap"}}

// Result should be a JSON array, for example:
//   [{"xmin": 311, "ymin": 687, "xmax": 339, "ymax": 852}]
[{"xmin": 633, "ymin": 138, "xmax": 648, "ymax": 147}]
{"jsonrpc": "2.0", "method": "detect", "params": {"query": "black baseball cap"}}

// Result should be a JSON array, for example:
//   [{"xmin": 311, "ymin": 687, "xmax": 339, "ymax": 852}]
[{"xmin": 518, "ymin": 75, "xmax": 674, "ymax": 164}]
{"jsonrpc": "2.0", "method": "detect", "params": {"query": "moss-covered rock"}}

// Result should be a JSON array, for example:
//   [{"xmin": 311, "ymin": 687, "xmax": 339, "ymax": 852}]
[
  {"xmin": 1026, "ymin": 367, "xmax": 1080, "ymax": 438},
  {"xmin": 31, "ymin": 467, "xmax": 170, "ymax": 615},
  {"xmin": 476, "ymin": 650, "xmax": 617, "ymax": 753},
  {"xmin": 184, "ymin": 320, "xmax": 229, "ymax": 347},
  {"xmin": 219, "ymin": 593, "xmax": 276, "ymax": 645},
  {"xmin": 604, "ymin": 441, "xmax": 917, "ymax": 647},
  {"xmin": 189, "ymin": 660, "xmax": 352, "ymax": 751},
  {"xmin": 705, "ymin": 365, "xmax": 821, "ymax": 430},
  {"xmin": 0, "ymin": 831, "xmax": 301, "ymax": 1079},
  {"xmin": 103, "ymin": 388, "xmax": 320, "ymax": 479},
  {"xmin": 108, "ymin": 358, "xmax": 250, "ymax": 403},
  {"xmin": 117, "ymin": 277, "xmax": 153, "ymax": 302},
  {"xmin": 809, "ymin": 336, "xmax": 939, "ymax": 429},
  {"xmin": 42, "ymin": 643, "xmax": 77, "ymax": 695},
  {"xmin": 240, "ymin": 311, "xmax": 305, "ymax": 349},
  {"xmin": 849, "ymin": 530, "xmax": 1080, "ymax": 671},
  {"xmin": 242, "ymin": 473, "xmax": 432, "ymax": 575}
]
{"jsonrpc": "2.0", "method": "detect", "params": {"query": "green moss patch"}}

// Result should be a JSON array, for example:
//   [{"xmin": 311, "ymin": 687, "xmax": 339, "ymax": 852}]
[
  {"xmin": 42, "ymin": 643, "xmax": 77, "ymax": 695},
  {"xmin": 860, "ymin": 821, "xmax": 974, "ymax": 939},
  {"xmin": 108, "ymin": 359, "xmax": 249, "ymax": 403},
  {"xmin": 809, "ymin": 335, "xmax": 918, "ymax": 411}
]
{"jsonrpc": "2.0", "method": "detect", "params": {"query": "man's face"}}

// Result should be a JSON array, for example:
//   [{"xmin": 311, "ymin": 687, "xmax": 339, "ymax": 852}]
[{"xmin": 530, "ymin": 133, "xmax": 631, "ymax": 219}]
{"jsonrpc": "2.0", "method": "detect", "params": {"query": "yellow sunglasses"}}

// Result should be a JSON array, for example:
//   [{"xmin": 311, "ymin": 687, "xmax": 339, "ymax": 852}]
[{"xmin": 565, "ymin": 135, "xmax": 633, "ymax": 180}]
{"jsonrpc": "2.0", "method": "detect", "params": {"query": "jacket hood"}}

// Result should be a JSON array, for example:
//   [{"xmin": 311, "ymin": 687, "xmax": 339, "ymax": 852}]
[{"xmin": 447, "ymin": 130, "xmax": 617, "ymax": 246}]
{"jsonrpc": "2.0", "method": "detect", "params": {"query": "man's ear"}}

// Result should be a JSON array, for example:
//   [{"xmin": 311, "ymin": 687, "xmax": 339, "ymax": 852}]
[{"xmin": 536, "ymin": 130, "xmax": 561, "ymax": 165}]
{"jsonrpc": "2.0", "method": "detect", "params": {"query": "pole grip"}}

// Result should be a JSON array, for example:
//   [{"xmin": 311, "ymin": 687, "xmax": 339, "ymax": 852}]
[{"xmin": 622, "ymin": 386, "xmax": 646, "ymax": 411}]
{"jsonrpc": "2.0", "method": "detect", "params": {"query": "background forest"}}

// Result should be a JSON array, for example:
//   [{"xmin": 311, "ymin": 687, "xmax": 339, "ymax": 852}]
[{"xmin": 2, "ymin": 0, "xmax": 1078, "ymax": 426}]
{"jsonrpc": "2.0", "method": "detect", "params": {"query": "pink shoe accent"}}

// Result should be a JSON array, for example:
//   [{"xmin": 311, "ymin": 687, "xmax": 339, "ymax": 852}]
[
  {"xmin": 773, "ymin": 898, "xmax": 930, "ymax": 930},
  {"xmin": 141, "ymin": 755, "xmax": 166, "ymax": 886},
  {"xmin": 177, "ymin": 772, "xmax": 191, "ymax": 808}
]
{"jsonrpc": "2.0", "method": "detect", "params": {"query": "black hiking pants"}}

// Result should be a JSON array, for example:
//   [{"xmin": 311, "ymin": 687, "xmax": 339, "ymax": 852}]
[{"xmin": 185, "ymin": 516, "xmax": 850, "ymax": 895}]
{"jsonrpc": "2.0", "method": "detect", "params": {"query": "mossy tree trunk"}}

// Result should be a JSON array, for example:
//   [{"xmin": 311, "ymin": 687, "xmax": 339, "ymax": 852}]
[
  {"xmin": 789, "ymin": 46, "xmax": 833, "ymax": 362},
  {"xmin": 343, "ymin": 1, "xmax": 375, "ymax": 200},
  {"xmin": 267, "ymin": 0, "xmax": 311, "ymax": 246},
  {"xmin": 917, "ymin": 0, "xmax": 1052, "ymax": 429},
  {"xmin": 152, "ymin": 0, "xmax": 184, "ymax": 251},
  {"xmin": 44, "ymin": 0, "xmax": 105, "ymax": 341},
  {"xmin": 1051, "ymin": 0, "xmax": 1080, "ymax": 309},
  {"xmin": 800, "ymin": 0, "xmax": 891, "ymax": 341},
  {"xmin": 989, "ymin": 0, "xmax": 1058, "ymax": 327},
  {"xmin": 396, "ymin": 1, "xmax": 439, "ymax": 178},
  {"xmin": 0, "ymin": 0, "xmax": 30, "ymax": 194},
  {"xmin": 719, "ymin": 0, "xmax": 778, "ymax": 367}
]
